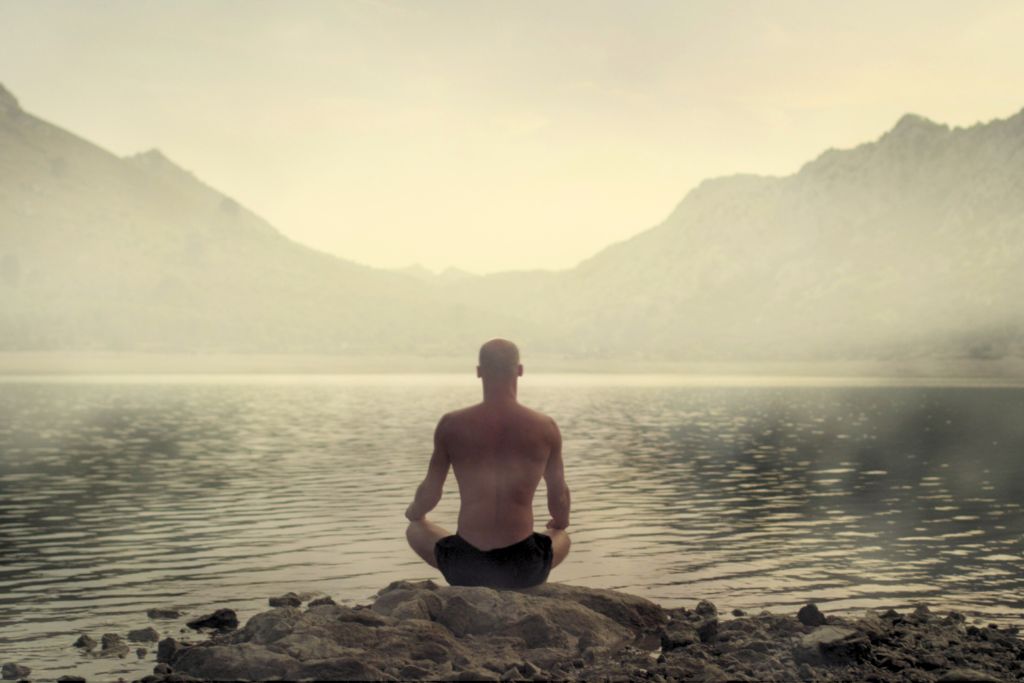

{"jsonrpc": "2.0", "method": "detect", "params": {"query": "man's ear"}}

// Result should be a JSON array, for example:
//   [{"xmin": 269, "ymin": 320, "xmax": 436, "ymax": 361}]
[
  {"xmin": 517, "ymin": 364, "xmax": 523, "ymax": 377},
  {"xmin": 476, "ymin": 365, "xmax": 482, "ymax": 378}
]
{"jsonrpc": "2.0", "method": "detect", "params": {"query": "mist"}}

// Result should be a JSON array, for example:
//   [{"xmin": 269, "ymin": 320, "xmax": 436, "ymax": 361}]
[{"xmin": 2, "ymin": 80, "xmax": 1023, "ymax": 372}]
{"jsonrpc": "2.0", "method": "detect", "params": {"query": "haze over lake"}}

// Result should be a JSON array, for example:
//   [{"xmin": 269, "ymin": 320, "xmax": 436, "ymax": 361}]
[{"xmin": 2, "ymin": 374, "xmax": 1022, "ymax": 680}]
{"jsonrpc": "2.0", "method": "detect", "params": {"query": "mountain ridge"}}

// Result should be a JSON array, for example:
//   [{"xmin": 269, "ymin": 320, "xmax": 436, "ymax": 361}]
[{"xmin": 2, "ymin": 83, "xmax": 1021, "ymax": 361}]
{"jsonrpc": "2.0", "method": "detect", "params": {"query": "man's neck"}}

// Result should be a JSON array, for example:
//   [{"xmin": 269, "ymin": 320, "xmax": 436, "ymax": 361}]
[{"xmin": 482, "ymin": 381, "xmax": 517, "ymax": 404}]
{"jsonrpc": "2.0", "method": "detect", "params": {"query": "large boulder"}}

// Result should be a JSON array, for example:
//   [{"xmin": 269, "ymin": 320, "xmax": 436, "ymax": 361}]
[{"xmin": 170, "ymin": 582, "xmax": 655, "ymax": 681}]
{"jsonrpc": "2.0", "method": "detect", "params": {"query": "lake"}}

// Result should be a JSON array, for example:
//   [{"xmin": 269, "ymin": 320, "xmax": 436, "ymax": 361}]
[{"xmin": 1, "ymin": 374, "xmax": 1022, "ymax": 681}]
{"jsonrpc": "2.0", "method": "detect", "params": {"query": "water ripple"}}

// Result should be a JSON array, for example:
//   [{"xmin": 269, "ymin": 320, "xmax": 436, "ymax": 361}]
[{"xmin": 1, "ymin": 379, "xmax": 1023, "ymax": 679}]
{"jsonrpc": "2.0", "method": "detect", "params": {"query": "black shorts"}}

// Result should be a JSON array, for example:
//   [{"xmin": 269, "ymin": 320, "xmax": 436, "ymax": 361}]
[{"xmin": 434, "ymin": 532, "xmax": 553, "ymax": 589}]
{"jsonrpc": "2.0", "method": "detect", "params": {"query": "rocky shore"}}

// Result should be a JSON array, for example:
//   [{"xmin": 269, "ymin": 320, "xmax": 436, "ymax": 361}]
[{"xmin": 21, "ymin": 581, "xmax": 1022, "ymax": 682}]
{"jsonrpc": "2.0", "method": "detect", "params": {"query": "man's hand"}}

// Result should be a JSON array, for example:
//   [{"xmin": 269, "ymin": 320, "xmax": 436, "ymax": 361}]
[{"xmin": 405, "ymin": 502, "xmax": 424, "ymax": 522}]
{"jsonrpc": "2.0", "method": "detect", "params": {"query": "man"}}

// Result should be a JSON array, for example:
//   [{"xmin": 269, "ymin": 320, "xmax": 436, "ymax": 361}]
[{"xmin": 405, "ymin": 339, "xmax": 571, "ymax": 588}]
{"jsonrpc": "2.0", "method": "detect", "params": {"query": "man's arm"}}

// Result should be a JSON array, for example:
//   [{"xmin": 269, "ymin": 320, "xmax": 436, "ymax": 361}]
[
  {"xmin": 405, "ymin": 415, "xmax": 451, "ymax": 521},
  {"xmin": 543, "ymin": 419, "xmax": 571, "ymax": 530}
]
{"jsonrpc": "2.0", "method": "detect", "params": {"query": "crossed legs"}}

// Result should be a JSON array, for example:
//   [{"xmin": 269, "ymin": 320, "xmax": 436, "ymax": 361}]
[
  {"xmin": 405, "ymin": 517, "xmax": 451, "ymax": 568},
  {"xmin": 540, "ymin": 527, "xmax": 571, "ymax": 569},
  {"xmin": 405, "ymin": 518, "xmax": 572, "ymax": 571}
]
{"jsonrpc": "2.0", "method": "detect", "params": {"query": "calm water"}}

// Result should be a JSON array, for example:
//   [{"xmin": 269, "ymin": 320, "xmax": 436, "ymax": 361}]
[{"xmin": 1, "ymin": 375, "xmax": 1023, "ymax": 681}]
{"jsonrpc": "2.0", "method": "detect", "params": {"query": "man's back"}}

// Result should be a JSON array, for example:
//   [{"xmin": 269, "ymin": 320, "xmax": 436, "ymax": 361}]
[
  {"xmin": 442, "ymin": 401, "xmax": 557, "ymax": 550},
  {"xmin": 404, "ymin": 338, "xmax": 571, "ymax": 587}
]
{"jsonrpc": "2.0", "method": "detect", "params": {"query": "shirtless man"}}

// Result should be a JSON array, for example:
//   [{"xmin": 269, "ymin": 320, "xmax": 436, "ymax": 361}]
[{"xmin": 404, "ymin": 339, "xmax": 571, "ymax": 588}]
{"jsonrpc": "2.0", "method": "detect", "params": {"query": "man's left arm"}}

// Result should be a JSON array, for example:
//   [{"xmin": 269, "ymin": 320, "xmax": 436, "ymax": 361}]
[{"xmin": 405, "ymin": 415, "xmax": 451, "ymax": 521}]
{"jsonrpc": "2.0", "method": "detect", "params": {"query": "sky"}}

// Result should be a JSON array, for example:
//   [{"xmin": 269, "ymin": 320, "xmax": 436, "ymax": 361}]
[{"xmin": 2, "ymin": 0, "xmax": 1024, "ymax": 274}]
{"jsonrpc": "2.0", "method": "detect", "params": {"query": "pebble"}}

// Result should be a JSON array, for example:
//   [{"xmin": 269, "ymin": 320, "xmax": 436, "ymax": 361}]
[
  {"xmin": 72, "ymin": 634, "xmax": 96, "ymax": 650},
  {"xmin": 128, "ymin": 626, "xmax": 160, "ymax": 642},
  {"xmin": 1, "ymin": 663, "xmax": 31, "ymax": 680},
  {"xmin": 798, "ymin": 603, "xmax": 828, "ymax": 627}
]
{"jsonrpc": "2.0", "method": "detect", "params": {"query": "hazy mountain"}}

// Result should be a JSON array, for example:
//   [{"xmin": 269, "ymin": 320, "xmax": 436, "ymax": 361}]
[
  {"xmin": 440, "ymin": 112, "xmax": 1024, "ymax": 360},
  {"xmin": 1, "ymin": 82, "xmax": 1022, "ymax": 361},
  {"xmin": 0, "ymin": 84, "xmax": 524, "ymax": 354}
]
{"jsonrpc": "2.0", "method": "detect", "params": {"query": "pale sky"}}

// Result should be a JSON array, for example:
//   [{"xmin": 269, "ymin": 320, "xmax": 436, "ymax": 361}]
[{"xmin": 2, "ymin": 0, "xmax": 1023, "ymax": 274}]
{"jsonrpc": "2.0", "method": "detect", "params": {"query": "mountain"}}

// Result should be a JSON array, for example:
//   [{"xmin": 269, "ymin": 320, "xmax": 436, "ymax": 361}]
[
  {"xmin": 0, "ymin": 84, "xmax": 525, "ymax": 354},
  {"xmin": 438, "ymin": 111, "xmax": 1024, "ymax": 360},
  {"xmin": 2, "ymin": 82, "xmax": 1022, "ymax": 361}
]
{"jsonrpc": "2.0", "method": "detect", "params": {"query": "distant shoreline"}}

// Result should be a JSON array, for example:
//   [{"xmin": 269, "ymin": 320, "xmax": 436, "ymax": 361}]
[{"xmin": 1, "ymin": 351, "xmax": 1023, "ymax": 383}]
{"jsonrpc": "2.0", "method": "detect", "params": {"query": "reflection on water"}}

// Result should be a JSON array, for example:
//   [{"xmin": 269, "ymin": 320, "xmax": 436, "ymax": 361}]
[{"xmin": 1, "ymin": 376, "xmax": 1022, "ymax": 680}]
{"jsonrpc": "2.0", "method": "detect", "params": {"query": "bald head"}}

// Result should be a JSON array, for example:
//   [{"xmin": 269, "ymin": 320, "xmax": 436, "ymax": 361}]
[{"xmin": 478, "ymin": 338, "xmax": 521, "ymax": 380}]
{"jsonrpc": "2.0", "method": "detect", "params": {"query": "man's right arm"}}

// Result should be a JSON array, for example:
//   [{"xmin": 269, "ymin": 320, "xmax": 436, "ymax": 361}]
[{"xmin": 543, "ymin": 419, "xmax": 570, "ymax": 530}]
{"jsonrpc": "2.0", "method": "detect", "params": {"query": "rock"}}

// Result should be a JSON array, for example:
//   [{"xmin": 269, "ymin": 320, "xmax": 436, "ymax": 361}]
[
  {"xmin": 449, "ymin": 670, "xmax": 499, "ymax": 682},
  {"xmin": 297, "ymin": 657, "xmax": 387, "ymax": 680},
  {"xmin": 100, "ymin": 633, "xmax": 130, "ymax": 657},
  {"xmin": 153, "ymin": 663, "xmax": 173, "ymax": 674},
  {"xmin": 73, "ymin": 634, "xmax": 97, "ymax": 650},
  {"xmin": 661, "ymin": 621, "xmax": 699, "ymax": 651},
  {"xmin": 935, "ymin": 669, "xmax": 1004, "ymax": 682},
  {"xmin": 504, "ymin": 613, "xmax": 569, "ymax": 649},
  {"xmin": 174, "ymin": 643, "xmax": 304, "ymax": 680},
  {"xmin": 128, "ymin": 627, "xmax": 160, "ymax": 642},
  {"xmin": 1, "ymin": 663, "xmax": 30, "ymax": 680},
  {"xmin": 798, "ymin": 603, "xmax": 828, "ymax": 627},
  {"xmin": 56, "ymin": 677, "xmax": 86, "ymax": 683},
  {"xmin": 517, "ymin": 660, "xmax": 541, "ymax": 677},
  {"xmin": 157, "ymin": 637, "xmax": 185, "ymax": 664},
  {"xmin": 410, "ymin": 640, "xmax": 452, "ymax": 664},
  {"xmin": 308, "ymin": 596, "xmax": 337, "ymax": 608},
  {"xmin": 269, "ymin": 592, "xmax": 302, "ymax": 608},
  {"xmin": 695, "ymin": 600, "xmax": 718, "ymax": 619},
  {"xmin": 185, "ymin": 608, "xmax": 237, "ymax": 631},
  {"xmin": 523, "ymin": 583, "xmax": 668, "ymax": 633},
  {"xmin": 402, "ymin": 663, "xmax": 434, "ymax": 679},
  {"xmin": 136, "ymin": 647, "xmax": 148, "ymax": 658},
  {"xmin": 795, "ymin": 626, "xmax": 871, "ymax": 663},
  {"xmin": 856, "ymin": 610, "xmax": 888, "ymax": 643},
  {"xmin": 731, "ymin": 608, "xmax": 746, "ymax": 617},
  {"xmin": 912, "ymin": 605, "xmax": 933, "ymax": 622},
  {"xmin": 698, "ymin": 618, "xmax": 719, "ymax": 643},
  {"xmin": 694, "ymin": 663, "xmax": 729, "ymax": 682},
  {"xmin": 438, "ymin": 594, "xmax": 496, "ymax": 637},
  {"xmin": 147, "ymin": 608, "xmax": 183, "ymax": 619},
  {"xmin": 917, "ymin": 653, "xmax": 948, "ymax": 670}
]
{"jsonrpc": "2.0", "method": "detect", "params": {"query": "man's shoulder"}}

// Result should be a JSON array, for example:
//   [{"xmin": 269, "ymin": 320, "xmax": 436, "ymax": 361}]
[
  {"xmin": 441, "ymin": 404, "xmax": 481, "ymax": 421},
  {"xmin": 517, "ymin": 403, "xmax": 559, "ymax": 429},
  {"xmin": 436, "ymin": 404, "xmax": 481, "ymax": 431}
]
